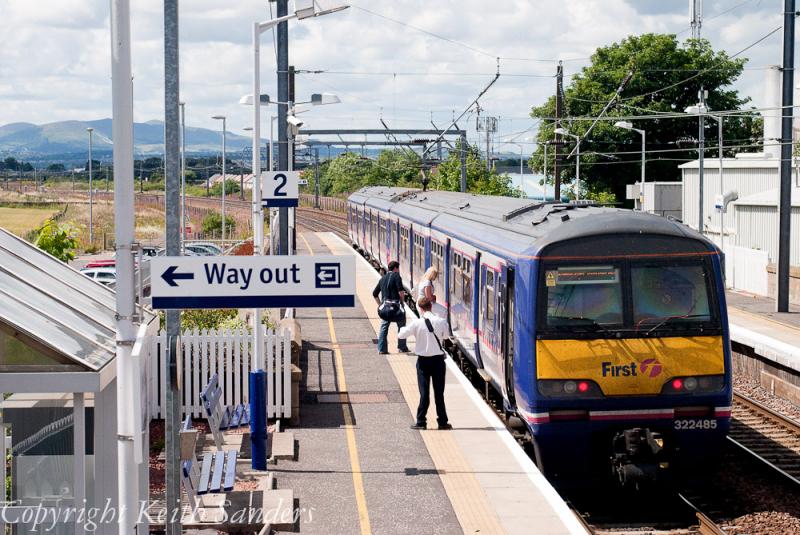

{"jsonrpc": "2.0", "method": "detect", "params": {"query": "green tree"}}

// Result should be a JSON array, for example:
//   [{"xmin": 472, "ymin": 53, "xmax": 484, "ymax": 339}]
[
  {"xmin": 3, "ymin": 157, "xmax": 19, "ymax": 171},
  {"xmin": 47, "ymin": 163, "xmax": 66, "ymax": 172},
  {"xmin": 34, "ymin": 219, "xmax": 80, "ymax": 262},
  {"xmin": 201, "ymin": 212, "xmax": 236, "ymax": 235},
  {"xmin": 318, "ymin": 152, "xmax": 379, "ymax": 195},
  {"xmin": 208, "ymin": 179, "xmax": 240, "ymax": 197},
  {"xmin": 431, "ymin": 139, "xmax": 521, "ymax": 196},
  {"xmin": 529, "ymin": 34, "xmax": 761, "ymax": 202}
]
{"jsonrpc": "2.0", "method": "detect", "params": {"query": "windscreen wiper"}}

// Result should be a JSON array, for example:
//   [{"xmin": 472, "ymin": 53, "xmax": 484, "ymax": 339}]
[
  {"xmin": 549, "ymin": 316, "xmax": 613, "ymax": 335},
  {"xmin": 645, "ymin": 314, "xmax": 710, "ymax": 335}
]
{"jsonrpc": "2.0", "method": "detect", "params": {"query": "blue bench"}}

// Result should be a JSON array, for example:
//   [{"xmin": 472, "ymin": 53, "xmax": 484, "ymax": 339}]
[
  {"xmin": 200, "ymin": 373, "xmax": 251, "ymax": 450},
  {"xmin": 180, "ymin": 416, "xmax": 239, "ymax": 507}
]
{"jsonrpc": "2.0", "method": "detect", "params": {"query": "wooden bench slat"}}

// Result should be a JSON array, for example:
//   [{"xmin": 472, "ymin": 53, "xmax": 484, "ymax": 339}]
[
  {"xmin": 223, "ymin": 450, "xmax": 237, "ymax": 491},
  {"xmin": 197, "ymin": 453, "xmax": 214, "ymax": 495},
  {"xmin": 210, "ymin": 451, "xmax": 225, "ymax": 492}
]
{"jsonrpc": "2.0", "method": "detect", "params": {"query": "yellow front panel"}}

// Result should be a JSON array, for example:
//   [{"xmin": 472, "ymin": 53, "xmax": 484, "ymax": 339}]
[{"xmin": 536, "ymin": 336, "xmax": 724, "ymax": 396}]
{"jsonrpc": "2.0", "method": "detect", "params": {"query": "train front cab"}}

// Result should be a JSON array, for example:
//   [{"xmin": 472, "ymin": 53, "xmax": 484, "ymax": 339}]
[{"xmin": 520, "ymin": 234, "xmax": 732, "ymax": 485}]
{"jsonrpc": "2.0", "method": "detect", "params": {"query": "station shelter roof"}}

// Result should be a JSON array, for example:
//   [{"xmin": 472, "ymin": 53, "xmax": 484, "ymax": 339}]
[{"xmin": 0, "ymin": 227, "xmax": 152, "ymax": 372}]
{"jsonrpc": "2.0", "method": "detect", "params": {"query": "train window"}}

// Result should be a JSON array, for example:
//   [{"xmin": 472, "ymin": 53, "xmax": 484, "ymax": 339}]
[
  {"xmin": 544, "ymin": 265, "xmax": 623, "ymax": 328},
  {"xmin": 485, "ymin": 269, "xmax": 496, "ymax": 323},
  {"xmin": 462, "ymin": 259, "xmax": 472, "ymax": 304},
  {"xmin": 630, "ymin": 263, "xmax": 713, "ymax": 326}
]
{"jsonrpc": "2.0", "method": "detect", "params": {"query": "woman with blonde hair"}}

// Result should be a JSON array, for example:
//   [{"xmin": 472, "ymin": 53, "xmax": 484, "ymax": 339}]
[{"xmin": 417, "ymin": 266, "xmax": 438, "ymax": 302}]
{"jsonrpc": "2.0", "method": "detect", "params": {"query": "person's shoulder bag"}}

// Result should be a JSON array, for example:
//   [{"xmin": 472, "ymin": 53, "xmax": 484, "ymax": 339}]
[
  {"xmin": 377, "ymin": 273, "xmax": 405, "ymax": 321},
  {"xmin": 424, "ymin": 317, "xmax": 444, "ymax": 355}
]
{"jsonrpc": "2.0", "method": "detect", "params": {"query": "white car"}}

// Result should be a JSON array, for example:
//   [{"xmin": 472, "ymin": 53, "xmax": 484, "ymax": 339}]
[
  {"xmin": 186, "ymin": 242, "xmax": 223, "ymax": 255},
  {"xmin": 81, "ymin": 267, "xmax": 116, "ymax": 286}
]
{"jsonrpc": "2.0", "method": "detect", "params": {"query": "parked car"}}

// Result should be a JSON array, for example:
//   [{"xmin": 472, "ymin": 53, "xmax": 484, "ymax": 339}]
[
  {"xmin": 184, "ymin": 243, "xmax": 220, "ymax": 256},
  {"xmin": 141, "ymin": 245, "xmax": 159, "ymax": 257},
  {"xmin": 156, "ymin": 248, "xmax": 198, "ymax": 256},
  {"xmin": 80, "ymin": 267, "xmax": 116, "ymax": 286},
  {"xmin": 188, "ymin": 242, "xmax": 223, "ymax": 255},
  {"xmin": 84, "ymin": 259, "xmax": 116, "ymax": 269}
]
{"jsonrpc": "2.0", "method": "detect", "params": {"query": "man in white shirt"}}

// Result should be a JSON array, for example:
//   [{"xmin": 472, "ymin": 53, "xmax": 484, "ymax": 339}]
[{"xmin": 398, "ymin": 296, "xmax": 452, "ymax": 430}]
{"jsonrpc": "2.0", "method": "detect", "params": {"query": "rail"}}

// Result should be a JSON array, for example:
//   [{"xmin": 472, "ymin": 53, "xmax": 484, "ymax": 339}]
[{"xmin": 728, "ymin": 390, "xmax": 800, "ymax": 486}]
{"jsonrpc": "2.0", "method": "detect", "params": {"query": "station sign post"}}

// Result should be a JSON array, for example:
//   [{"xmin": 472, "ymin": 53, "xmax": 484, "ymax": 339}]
[
  {"xmin": 150, "ymin": 255, "xmax": 354, "ymax": 309},
  {"xmin": 262, "ymin": 170, "xmax": 300, "ymax": 208}
]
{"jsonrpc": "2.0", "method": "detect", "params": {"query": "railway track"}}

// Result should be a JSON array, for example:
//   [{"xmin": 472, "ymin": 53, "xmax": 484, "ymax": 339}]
[
  {"xmin": 729, "ymin": 390, "xmax": 800, "ymax": 486},
  {"xmin": 295, "ymin": 207, "xmax": 348, "ymax": 239}
]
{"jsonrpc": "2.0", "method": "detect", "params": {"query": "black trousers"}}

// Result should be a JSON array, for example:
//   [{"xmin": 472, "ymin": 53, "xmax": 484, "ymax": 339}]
[{"xmin": 415, "ymin": 355, "xmax": 448, "ymax": 426}]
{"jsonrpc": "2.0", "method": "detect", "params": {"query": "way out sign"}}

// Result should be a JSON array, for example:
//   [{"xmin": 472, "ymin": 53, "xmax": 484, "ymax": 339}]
[
  {"xmin": 262, "ymin": 171, "xmax": 299, "ymax": 207},
  {"xmin": 150, "ymin": 255, "xmax": 355, "ymax": 309}
]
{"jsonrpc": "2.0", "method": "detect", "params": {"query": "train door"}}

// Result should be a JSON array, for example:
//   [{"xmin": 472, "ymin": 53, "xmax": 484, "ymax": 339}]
[
  {"xmin": 377, "ymin": 215, "xmax": 384, "ymax": 266},
  {"xmin": 480, "ymin": 264, "xmax": 500, "ymax": 380},
  {"xmin": 409, "ymin": 225, "xmax": 415, "ymax": 286},
  {"xmin": 472, "ymin": 252, "xmax": 483, "ymax": 369},
  {"xmin": 500, "ymin": 267, "xmax": 516, "ymax": 405}
]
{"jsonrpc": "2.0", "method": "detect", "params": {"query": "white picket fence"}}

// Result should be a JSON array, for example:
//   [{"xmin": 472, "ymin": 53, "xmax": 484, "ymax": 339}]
[{"xmin": 146, "ymin": 327, "xmax": 292, "ymax": 420}]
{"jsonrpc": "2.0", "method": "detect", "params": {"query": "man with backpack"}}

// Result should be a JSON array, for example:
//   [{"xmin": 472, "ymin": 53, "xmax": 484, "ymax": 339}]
[
  {"xmin": 373, "ymin": 260, "xmax": 410, "ymax": 355},
  {"xmin": 398, "ymin": 296, "xmax": 452, "ymax": 430}
]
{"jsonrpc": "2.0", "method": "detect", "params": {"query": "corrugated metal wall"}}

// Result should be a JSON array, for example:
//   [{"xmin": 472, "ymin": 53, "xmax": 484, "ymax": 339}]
[
  {"xmin": 735, "ymin": 205, "xmax": 800, "ymax": 265},
  {"xmin": 681, "ymin": 166, "xmax": 780, "ymax": 237}
]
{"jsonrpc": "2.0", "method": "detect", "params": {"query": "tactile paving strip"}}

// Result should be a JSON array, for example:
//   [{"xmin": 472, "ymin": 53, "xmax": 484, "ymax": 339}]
[{"xmin": 316, "ymin": 392, "xmax": 391, "ymax": 404}]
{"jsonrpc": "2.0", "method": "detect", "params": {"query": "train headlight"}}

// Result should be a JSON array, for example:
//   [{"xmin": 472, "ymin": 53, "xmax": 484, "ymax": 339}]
[
  {"xmin": 661, "ymin": 375, "xmax": 724, "ymax": 394},
  {"xmin": 538, "ymin": 379, "xmax": 603, "ymax": 398},
  {"xmin": 684, "ymin": 377, "xmax": 698, "ymax": 391}
]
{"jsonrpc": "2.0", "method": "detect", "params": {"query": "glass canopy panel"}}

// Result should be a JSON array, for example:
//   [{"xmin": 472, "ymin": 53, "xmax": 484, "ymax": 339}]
[
  {"xmin": 0, "ymin": 252, "xmax": 116, "ymax": 333},
  {"xmin": 0, "ymin": 330, "xmax": 71, "ymax": 367},
  {"xmin": 0, "ymin": 229, "xmax": 115, "ymax": 309},
  {"xmin": 0, "ymin": 294, "xmax": 110, "ymax": 370}
]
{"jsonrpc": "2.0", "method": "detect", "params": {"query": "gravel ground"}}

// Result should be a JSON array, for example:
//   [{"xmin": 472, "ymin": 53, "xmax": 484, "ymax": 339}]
[
  {"xmin": 724, "ymin": 511, "xmax": 800, "ymax": 534},
  {"xmin": 733, "ymin": 375, "xmax": 800, "ymax": 422},
  {"xmin": 711, "ymin": 374, "xmax": 800, "ymax": 533}
]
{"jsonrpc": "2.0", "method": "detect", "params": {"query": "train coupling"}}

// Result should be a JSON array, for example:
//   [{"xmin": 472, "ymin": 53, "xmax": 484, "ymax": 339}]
[{"xmin": 610, "ymin": 428, "xmax": 668, "ymax": 488}]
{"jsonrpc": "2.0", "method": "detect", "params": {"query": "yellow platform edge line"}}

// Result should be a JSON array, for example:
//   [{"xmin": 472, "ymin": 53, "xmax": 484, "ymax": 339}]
[
  {"xmin": 301, "ymin": 233, "xmax": 372, "ymax": 535},
  {"xmin": 314, "ymin": 231, "xmax": 506, "ymax": 535}
]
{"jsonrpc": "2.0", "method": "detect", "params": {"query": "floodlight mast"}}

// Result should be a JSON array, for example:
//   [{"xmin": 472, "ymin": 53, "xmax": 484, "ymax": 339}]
[
  {"xmin": 614, "ymin": 120, "xmax": 646, "ymax": 211},
  {"xmin": 250, "ymin": 3, "xmax": 348, "ymax": 371}
]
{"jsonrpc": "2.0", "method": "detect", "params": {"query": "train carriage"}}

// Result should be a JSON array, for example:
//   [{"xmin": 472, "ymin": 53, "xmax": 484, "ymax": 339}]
[{"xmin": 348, "ymin": 186, "xmax": 732, "ymax": 485}]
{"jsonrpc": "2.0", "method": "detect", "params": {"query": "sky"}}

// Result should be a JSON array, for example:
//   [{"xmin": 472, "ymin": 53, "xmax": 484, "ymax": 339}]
[{"xmin": 0, "ymin": 0, "xmax": 787, "ymax": 151}]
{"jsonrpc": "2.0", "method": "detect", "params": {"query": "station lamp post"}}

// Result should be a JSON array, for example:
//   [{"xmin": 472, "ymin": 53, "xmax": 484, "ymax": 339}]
[
  {"xmin": 686, "ymin": 91, "xmax": 708, "ymax": 235},
  {"xmin": 87, "ymin": 127, "xmax": 94, "ymax": 246},
  {"xmin": 211, "ymin": 115, "xmax": 227, "ymax": 244},
  {"xmin": 707, "ymin": 115, "xmax": 725, "ymax": 251},
  {"xmin": 554, "ymin": 128, "xmax": 581, "ymax": 200},
  {"xmin": 614, "ymin": 121, "xmax": 646, "ymax": 211},
  {"xmin": 248, "ymin": 3, "xmax": 348, "ymax": 372}
]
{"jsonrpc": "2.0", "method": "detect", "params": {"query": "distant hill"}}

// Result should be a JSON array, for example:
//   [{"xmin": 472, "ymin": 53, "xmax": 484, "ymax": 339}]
[{"xmin": 0, "ymin": 118, "xmax": 253, "ymax": 158}]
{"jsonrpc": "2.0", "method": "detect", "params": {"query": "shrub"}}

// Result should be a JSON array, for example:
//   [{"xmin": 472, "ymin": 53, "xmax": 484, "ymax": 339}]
[
  {"xmin": 34, "ymin": 218, "xmax": 81, "ymax": 262},
  {"xmin": 201, "ymin": 212, "xmax": 236, "ymax": 235}
]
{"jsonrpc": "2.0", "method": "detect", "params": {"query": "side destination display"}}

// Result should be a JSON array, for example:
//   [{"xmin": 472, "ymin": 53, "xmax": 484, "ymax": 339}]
[{"xmin": 151, "ymin": 255, "xmax": 355, "ymax": 309}]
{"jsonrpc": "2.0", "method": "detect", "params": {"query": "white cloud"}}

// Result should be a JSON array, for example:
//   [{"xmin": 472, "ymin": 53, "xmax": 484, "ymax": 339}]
[{"xmin": 0, "ymin": 0, "xmax": 789, "ymax": 147}]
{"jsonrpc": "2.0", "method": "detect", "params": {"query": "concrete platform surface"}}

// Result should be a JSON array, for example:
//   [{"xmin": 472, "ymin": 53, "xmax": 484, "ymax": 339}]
[
  {"xmin": 271, "ymin": 231, "xmax": 585, "ymax": 535},
  {"xmin": 727, "ymin": 290, "xmax": 800, "ymax": 373}
]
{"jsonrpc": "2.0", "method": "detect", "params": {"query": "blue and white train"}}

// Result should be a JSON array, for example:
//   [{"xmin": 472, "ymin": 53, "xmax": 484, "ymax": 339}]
[{"xmin": 347, "ymin": 186, "xmax": 733, "ymax": 484}]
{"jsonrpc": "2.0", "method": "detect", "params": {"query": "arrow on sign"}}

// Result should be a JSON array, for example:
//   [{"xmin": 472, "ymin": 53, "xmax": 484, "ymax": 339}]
[{"xmin": 161, "ymin": 265, "xmax": 195, "ymax": 287}]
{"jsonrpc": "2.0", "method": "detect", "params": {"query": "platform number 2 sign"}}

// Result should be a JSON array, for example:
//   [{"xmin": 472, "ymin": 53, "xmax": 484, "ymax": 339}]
[{"xmin": 262, "ymin": 171, "xmax": 300, "ymax": 208}]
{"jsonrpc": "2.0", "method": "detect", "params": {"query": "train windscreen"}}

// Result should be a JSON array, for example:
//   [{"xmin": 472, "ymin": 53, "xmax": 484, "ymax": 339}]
[{"xmin": 540, "ymin": 259, "xmax": 719, "ymax": 337}]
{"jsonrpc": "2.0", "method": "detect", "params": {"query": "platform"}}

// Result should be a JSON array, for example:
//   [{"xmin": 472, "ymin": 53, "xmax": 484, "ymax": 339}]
[
  {"xmin": 726, "ymin": 290, "xmax": 800, "ymax": 373},
  {"xmin": 271, "ymin": 231, "xmax": 585, "ymax": 535}
]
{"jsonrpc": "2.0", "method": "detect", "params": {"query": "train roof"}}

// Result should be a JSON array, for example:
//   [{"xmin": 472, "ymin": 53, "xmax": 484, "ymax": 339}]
[{"xmin": 349, "ymin": 186, "xmax": 712, "ymax": 258}]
